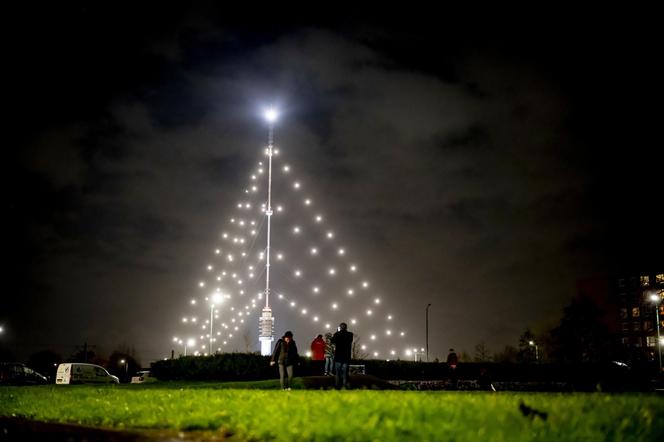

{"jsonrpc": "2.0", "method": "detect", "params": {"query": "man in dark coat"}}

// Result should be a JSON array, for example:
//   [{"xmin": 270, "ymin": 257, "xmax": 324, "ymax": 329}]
[
  {"xmin": 270, "ymin": 331, "xmax": 300, "ymax": 390},
  {"xmin": 331, "ymin": 322, "xmax": 353, "ymax": 389}
]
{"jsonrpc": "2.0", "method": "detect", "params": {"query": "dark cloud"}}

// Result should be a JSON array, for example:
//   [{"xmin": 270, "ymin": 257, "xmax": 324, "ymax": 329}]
[{"xmin": 4, "ymin": 5, "xmax": 661, "ymax": 362}]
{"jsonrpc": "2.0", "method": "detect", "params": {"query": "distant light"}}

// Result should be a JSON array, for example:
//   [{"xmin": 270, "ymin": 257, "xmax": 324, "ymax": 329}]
[
  {"xmin": 650, "ymin": 294, "xmax": 660, "ymax": 303},
  {"xmin": 304, "ymin": 199, "xmax": 311, "ymax": 205},
  {"xmin": 283, "ymin": 165, "xmax": 290, "ymax": 172},
  {"xmin": 306, "ymin": 351, "xmax": 312, "ymax": 357},
  {"xmin": 264, "ymin": 108, "xmax": 278, "ymax": 123},
  {"xmin": 326, "ymin": 231, "xmax": 334, "ymax": 239},
  {"xmin": 338, "ymin": 248, "xmax": 345, "ymax": 255},
  {"xmin": 293, "ymin": 182, "xmax": 301, "ymax": 189},
  {"xmin": 191, "ymin": 299, "xmax": 196, "ymax": 305}
]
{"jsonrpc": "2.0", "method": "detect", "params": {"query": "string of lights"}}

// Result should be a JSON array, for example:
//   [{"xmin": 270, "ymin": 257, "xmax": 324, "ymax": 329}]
[{"xmin": 171, "ymin": 110, "xmax": 413, "ymax": 359}]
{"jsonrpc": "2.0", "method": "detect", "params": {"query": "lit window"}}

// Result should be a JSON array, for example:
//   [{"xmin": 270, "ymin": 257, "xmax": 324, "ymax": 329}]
[
  {"xmin": 657, "ymin": 274, "xmax": 664, "ymax": 284},
  {"xmin": 646, "ymin": 336, "xmax": 657, "ymax": 347},
  {"xmin": 640, "ymin": 275, "xmax": 650, "ymax": 287},
  {"xmin": 632, "ymin": 307, "xmax": 640, "ymax": 317}
]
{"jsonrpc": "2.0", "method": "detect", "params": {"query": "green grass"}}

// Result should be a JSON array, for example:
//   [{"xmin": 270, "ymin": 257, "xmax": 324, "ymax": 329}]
[{"xmin": 1, "ymin": 381, "xmax": 663, "ymax": 441}]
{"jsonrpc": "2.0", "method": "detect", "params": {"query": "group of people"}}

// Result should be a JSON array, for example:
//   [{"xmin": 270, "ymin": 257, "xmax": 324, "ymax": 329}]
[{"xmin": 269, "ymin": 322, "xmax": 353, "ymax": 390}]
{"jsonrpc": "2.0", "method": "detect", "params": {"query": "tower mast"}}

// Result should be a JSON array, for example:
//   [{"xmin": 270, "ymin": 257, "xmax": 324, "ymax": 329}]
[{"xmin": 259, "ymin": 109, "xmax": 277, "ymax": 355}]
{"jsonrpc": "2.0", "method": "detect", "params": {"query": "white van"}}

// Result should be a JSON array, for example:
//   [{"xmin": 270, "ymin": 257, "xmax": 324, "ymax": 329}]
[{"xmin": 55, "ymin": 363, "xmax": 120, "ymax": 384}]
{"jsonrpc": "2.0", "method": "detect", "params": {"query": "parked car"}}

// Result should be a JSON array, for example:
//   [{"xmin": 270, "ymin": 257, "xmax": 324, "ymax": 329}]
[
  {"xmin": 130, "ymin": 370, "xmax": 157, "ymax": 384},
  {"xmin": 0, "ymin": 362, "xmax": 49, "ymax": 385},
  {"xmin": 55, "ymin": 363, "xmax": 119, "ymax": 384}
]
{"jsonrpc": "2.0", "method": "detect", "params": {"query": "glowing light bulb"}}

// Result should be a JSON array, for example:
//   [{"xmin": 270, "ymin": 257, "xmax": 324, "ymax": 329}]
[
  {"xmin": 294, "ymin": 270, "xmax": 302, "ymax": 277},
  {"xmin": 293, "ymin": 182, "xmax": 300, "ymax": 189},
  {"xmin": 283, "ymin": 165, "xmax": 290, "ymax": 172},
  {"xmin": 276, "ymin": 253, "xmax": 283, "ymax": 260},
  {"xmin": 338, "ymin": 248, "xmax": 345, "ymax": 255},
  {"xmin": 374, "ymin": 298, "xmax": 381, "ymax": 304},
  {"xmin": 350, "ymin": 265, "xmax": 357, "ymax": 272},
  {"xmin": 222, "ymin": 233, "xmax": 228, "ymax": 239},
  {"xmin": 304, "ymin": 199, "xmax": 311, "ymax": 205},
  {"xmin": 326, "ymin": 231, "xmax": 334, "ymax": 239},
  {"xmin": 315, "ymin": 215, "xmax": 323, "ymax": 222},
  {"xmin": 191, "ymin": 299, "xmax": 196, "ymax": 305},
  {"xmin": 400, "ymin": 332, "xmax": 405, "ymax": 336},
  {"xmin": 312, "ymin": 286, "xmax": 320, "ymax": 294},
  {"xmin": 370, "ymin": 334, "xmax": 376, "ymax": 340},
  {"xmin": 387, "ymin": 315, "xmax": 392, "ymax": 320},
  {"xmin": 313, "ymin": 316, "xmax": 319, "ymax": 322},
  {"xmin": 329, "ymin": 268, "xmax": 336, "ymax": 275},
  {"xmin": 264, "ymin": 108, "xmax": 278, "ymax": 123},
  {"xmin": 351, "ymin": 318, "xmax": 357, "ymax": 325},
  {"xmin": 199, "ymin": 282, "xmax": 205, "ymax": 288},
  {"xmin": 293, "ymin": 226, "xmax": 301, "ymax": 234},
  {"xmin": 362, "ymin": 281, "xmax": 369, "ymax": 288},
  {"xmin": 276, "ymin": 206, "xmax": 283, "ymax": 212},
  {"xmin": 366, "ymin": 310, "xmax": 373, "ymax": 316},
  {"xmin": 215, "ymin": 249, "xmax": 221, "ymax": 254},
  {"xmin": 361, "ymin": 345, "xmax": 366, "ymax": 350},
  {"xmin": 310, "ymin": 248, "xmax": 318, "ymax": 255},
  {"xmin": 301, "ymin": 309, "xmax": 307, "ymax": 315},
  {"xmin": 386, "ymin": 330, "xmax": 392, "ymax": 335},
  {"xmin": 331, "ymin": 303, "xmax": 338, "ymax": 309},
  {"xmin": 290, "ymin": 301, "xmax": 296, "ymax": 307},
  {"xmin": 347, "ymin": 289, "xmax": 354, "ymax": 296}
]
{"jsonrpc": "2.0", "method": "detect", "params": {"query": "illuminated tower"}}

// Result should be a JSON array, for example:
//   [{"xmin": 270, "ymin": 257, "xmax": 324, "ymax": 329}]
[{"xmin": 259, "ymin": 108, "xmax": 278, "ymax": 355}]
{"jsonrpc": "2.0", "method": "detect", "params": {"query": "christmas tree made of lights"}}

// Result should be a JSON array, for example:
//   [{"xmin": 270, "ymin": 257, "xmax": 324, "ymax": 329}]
[{"xmin": 171, "ymin": 110, "xmax": 413, "ymax": 360}]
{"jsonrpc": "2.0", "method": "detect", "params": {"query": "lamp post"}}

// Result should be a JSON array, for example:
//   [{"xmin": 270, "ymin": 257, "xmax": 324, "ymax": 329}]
[
  {"xmin": 186, "ymin": 338, "xmax": 195, "ymax": 357},
  {"xmin": 649, "ymin": 293, "xmax": 662, "ymax": 372},
  {"xmin": 209, "ymin": 293, "xmax": 223, "ymax": 355},
  {"xmin": 425, "ymin": 304, "xmax": 431, "ymax": 362},
  {"xmin": 529, "ymin": 340, "xmax": 539, "ymax": 363},
  {"xmin": 120, "ymin": 359, "xmax": 128, "ymax": 381}
]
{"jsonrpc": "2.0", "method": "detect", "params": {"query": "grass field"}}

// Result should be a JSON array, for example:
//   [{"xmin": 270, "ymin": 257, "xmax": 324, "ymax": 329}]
[{"xmin": 1, "ymin": 381, "xmax": 663, "ymax": 441}]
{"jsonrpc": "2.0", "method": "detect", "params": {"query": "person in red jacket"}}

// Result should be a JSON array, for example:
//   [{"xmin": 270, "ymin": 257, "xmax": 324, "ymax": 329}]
[{"xmin": 310, "ymin": 334, "xmax": 326, "ymax": 375}]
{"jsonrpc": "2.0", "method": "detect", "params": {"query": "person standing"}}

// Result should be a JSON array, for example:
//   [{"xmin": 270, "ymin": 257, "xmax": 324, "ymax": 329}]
[
  {"xmin": 310, "ymin": 334, "xmax": 326, "ymax": 375},
  {"xmin": 447, "ymin": 348, "xmax": 458, "ymax": 390},
  {"xmin": 331, "ymin": 323, "xmax": 353, "ymax": 389},
  {"xmin": 324, "ymin": 332, "xmax": 334, "ymax": 376},
  {"xmin": 270, "ymin": 331, "xmax": 300, "ymax": 390}
]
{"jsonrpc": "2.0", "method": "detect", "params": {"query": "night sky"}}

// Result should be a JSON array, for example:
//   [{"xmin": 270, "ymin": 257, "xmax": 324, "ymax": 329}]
[{"xmin": 4, "ymin": 4, "xmax": 662, "ymax": 364}]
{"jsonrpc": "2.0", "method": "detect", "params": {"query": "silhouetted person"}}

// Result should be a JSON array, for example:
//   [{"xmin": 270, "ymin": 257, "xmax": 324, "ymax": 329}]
[
  {"xmin": 447, "ymin": 348, "xmax": 458, "ymax": 390},
  {"xmin": 270, "ymin": 331, "xmax": 300, "ymax": 390},
  {"xmin": 331, "ymin": 323, "xmax": 353, "ymax": 389},
  {"xmin": 324, "ymin": 332, "xmax": 334, "ymax": 376}
]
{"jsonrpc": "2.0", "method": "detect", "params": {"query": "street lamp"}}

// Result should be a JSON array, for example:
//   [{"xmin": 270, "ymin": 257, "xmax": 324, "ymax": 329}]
[
  {"xmin": 425, "ymin": 304, "xmax": 431, "ymax": 362},
  {"xmin": 649, "ymin": 293, "xmax": 662, "ymax": 372},
  {"xmin": 529, "ymin": 340, "xmax": 539, "ymax": 363},
  {"xmin": 209, "ymin": 293, "xmax": 223, "ymax": 355},
  {"xmin": 120, "ymin": 359, "xmax": 128, "ymax": 377},
  {"xmin": 186, "ymin": 338, "xmax": 196, "ymax": 357}
]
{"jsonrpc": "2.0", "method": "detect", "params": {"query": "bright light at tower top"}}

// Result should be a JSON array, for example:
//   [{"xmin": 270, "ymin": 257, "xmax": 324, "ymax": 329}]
[{"xmin": 264, "ymin": 108, "xmax": 278, "ymax": 123}]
